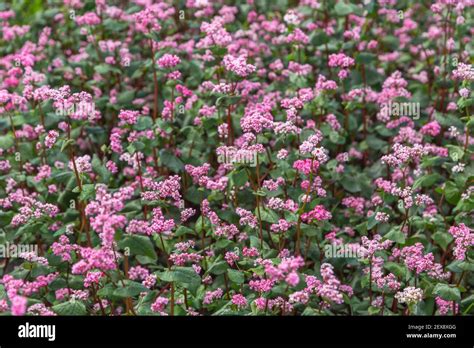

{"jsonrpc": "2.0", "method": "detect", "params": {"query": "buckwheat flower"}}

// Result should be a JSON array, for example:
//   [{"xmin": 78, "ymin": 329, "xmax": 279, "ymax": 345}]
[
  {"xmin": 19, "ymin": 252, "xmax": 48, "ymax": 266},
  {"xmin": 142, "ymin": 274, "xmax": 157, "ymax": 289},
  {"xmin": 242, "ymin": 247, "xmax": 259, "ymax": 258},
  {"xmin": 307, "ymin": 263, "xmax": 347, "ymax": 305},
  {"xmin": 270, "ymin": 219, "xmax": 294, "ymax": 233},
  {"xmin": 459, "ymin": 88, "xmax": 470, "ymax": 98},
  {"xmin": 76, "ymin": 12, "xmax": 101, "ymax": 26},
  {"xmin": 217, "ymin": 123, "xmax": 229, "ymax": 138},
  {"xmin": 118, "ymin": 109, "xmax": 139, "ymax": 125},
  {"xmin": 446, "ymin": 102, "xmax": 457, "ymax": 111},
  {"xmin": 84, "ymin": 271, "xmax": 103, "ymax": 287},
  {"xmin": 414, "ymin": 194, "xmax": 433, "ymax": 206},
  {"xmin": 371, "ymin": 296, "xmax": 384, "ymax": 308},
  {"xmin": 27, "ymin": 303, "xmax": 56, "ymax": 316},
  {"xmin": 375, "ymin": 212, "xmax": 389, "ymax": 222},
  {"xmin": 0, "ymin": 160, "xmax": 11, "ymax": 173},
  {"xmin": 293, "ymin": 159, "xmax": 319, "ymax": 175},
  {"xmin": 180, "ymin": 208, "xmax": 196, "ymax": 222},
  {"xmin": 289, "ymin": 290, "xmax": 309, "ymax": 304},
  {"xmin": 285, "ymin": 271, "xmax": 300, "ymax": 287},
  {"xmin": 44, "ymin": 130, "xmax": 59, "ymax": 148},
  {"xmin": 69, "ymin": 154, "xmax": 92, "ymax": 173},
  {"xmin": 199, "ymin": 17, "xmax": 232, "ymax": 47},
  {"xmin": 338, "ymin": 69, "xmax": 349, "ymax": 79},
  {"xmin": 284, "ymin": 9, "xmax": 301, "ymax": 25},
  {"xmin": 157, "ymin": 54, "xmax": 181, "ymax": 69},
  {"xmin": 134, "ymin": 9, "xmax": 161, "ymax": 33},
  {"xmin": 236, "ymin": 208, "xmax": 258, "ymax": 228},
  {"xmin": 203, "ymin": 288, "xmax": 223, "ymax": 305},
  {"xmin": 286, "ymin": 28, "xmax": 309, "ymax": 44},
  {"xmin": 342, "ymin": 197, "xmax": 365, "ymax": 215},
  {"xmin": 394, "ymin": 287, "xmax": 423, "ymax": 305},
  {"xmin": 231, "ymin": 294, "xmax": 247, "ymax": 309},
  {"xmin": 436, "ymin": 297, "xmax": 458, "ymax": 315},
  {"xmin": 11, "ymin": 296, "xmax": 27, "ymax": 316},
  {"xmin": 448, "ymin": 224, "xmax": 473, "ymax": 261},
  {"xmin": 225, "ymin": 251, "xmax": 239, "ymax": 266},
  {"xmin": 277, "ymin": 149, "xmax": 288, "ymax": 159},
  {"xmin": 48, "ymin": 185, "xmax": 57, "ymax": 194},
  {"xmin": 151, "ymin": 296, "xmax": 169, "ymax": 314},
  {"xmin": 452, "ymin": 63, "xmax": 474, "ymax": 81},
  {"xmin": 106, "ymin": 160, "xmax": 118, "ymax": 174},
  {"xmin": 215, "ymin": 224, "xmax": 240, "ymax": 239},
  {"xmin": 301, "ymin": 205, "xmax": 332, "ymax": 222},
  {"xmin": 452, "ymin": 163, "xmax": 465, "ymax": 173},
  {"xmin": 461, "ymin": 186, "xmax": 474, "ymax": 201},
  {"xmin": 420, "ymin": 121, "xmax": 441, "ymax": 137},
  {"xmin": 129, "ymin": 266, "xmax": 149, "ymax": 281},
  {"xmin": 399, "ymin": 243, "xmax": 449, "ymax": 280},
  {"xmin": 328, "ymin": 53, "xmax": 355, "ymax": 68},
  {"xmin": 222, "ymin": 54, "xmax": 256, "ymax": 77},
  {"xmin": 315, "ymin": 74, "xmax": 337, "ymax": 93}
]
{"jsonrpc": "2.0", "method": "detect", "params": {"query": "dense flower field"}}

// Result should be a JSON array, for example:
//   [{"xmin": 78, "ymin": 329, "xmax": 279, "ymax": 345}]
[{"xmin": 0, "ymin": 0, "xmax": 472, "ymax": 317}]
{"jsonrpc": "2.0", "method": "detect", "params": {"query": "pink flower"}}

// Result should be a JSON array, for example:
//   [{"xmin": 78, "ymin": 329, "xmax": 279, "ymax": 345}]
[
  {"xmin": 231, "ymin": 294, "xmax": 247, "ymax": 309},
  {"xmin": 157, "ymin": 54, "xmax": 181, "ymax": 69},
  {"xmin": 11, "ymin": 296, "xmax": 27, "ymax": 316},
  {"xmin": 449, "ymin": 224, "xmax": 473, "ymax": 261},
  {"xmin": 301, "ymin": 205, "xmax": 332, "ymax": 222},
  {"xmin": 420, "ymin": 121, "xmax": 441, "ymax": 137},
  {"xmin": 151, "ymin": 296, "xmax": 169, "ymax": 314},
  {"xmin": 222, "ymin": 55, "xmax": 256, "ymax": 77},
  {"xmin": 44, "ymin": 130, "xmax": 59, "ymax": 148},
  {"xmin": 293, "ymin": 159, "xmax": 319, "ymax": 175}
]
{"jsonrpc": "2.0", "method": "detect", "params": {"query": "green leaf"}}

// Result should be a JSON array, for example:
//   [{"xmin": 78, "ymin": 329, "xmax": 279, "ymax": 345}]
[
  {"xmin": 52, "ymin": 300, "xmax": 87, "ymax": 315},
  {"xmin": 258, "ymin": 208, "xmax": 279, "ymax": 223},
  {"xmin": 301, "ymin": 223, "xmax": 320, "ymax": 237},
  {"xmin": 117, "ymin": 90, "xmax": 135, "ymax": 104},
  {"xmin": 458, "ymin": 261, "xmax": 474, "ymax": 271},
  {"xmin": 230, "ymin": 169, "xmax": 248, "ymax": 187},
  {"xmin": 446, "ymin": 145, "xmax": 464, "ymax": 162},
  {"xmin": 118, "ymin": 235, "xmax": 157, "ymax": 260},
  {"xmin": 60, "ymin": 139, "xmax": 75, "ymax": 152},
  {"xmin": 444, "ymin": 181, "xmax": 460, "ymax": 205},
  {"xmin": 384, "ymin": 262, "xmax": 407, "ymax": 278},
  {"xmin": 208, "ymin": 260, "xmax": 229, "ymax": 275},
  {"xmin": 136, "ymin": 116, "xmax": 153, "ymax": 131},
  {"xmin": 157, "ymin": 267, "xmax": 201, "ymax": 294},
  {"xmin": 356, "ymin": 53, "xmax": 377, "ymax": 65},
  {"xmin": 431, "ymin": 231, "xmax": 453, "ymax": 250},
  {"xmin": 0, "ymin": 135, "xmax": 14, "ymax": 149},
  {"xmin": 384, "ymin": 227, "xmax": 406, "ymax": 244},
  {"xmin": 216, "ymin": 95, "xmax": 242, "ymax": 107},
  {"xmin": 367, "ymin": 214, "xmax": 379, "ymax": 230},
  {"xmin": 159, "ymin": 149, "xmax": 184, "ymax": 173},
  {"xmin": 72, "ymin": 184, "xmax": 95, "ymax": 201},
  {"xmin": 91, "ymin": 155, "xmax": 110, "ymax": 183},
  {"xmin": 335, "ymin": 2, "xmax": 357, "ymax": 16},
  {"xmin": 412, "ymin": 173, "xmax": 442, "ymax": 190},
  {"xmin": 366, "ymin": 135, "xmax": 387, "ymax": 150},
  {"xmin": 227, "ymin": 269, "xmax": 244, "ymax": 284},
  {"xmin": 113, "ymin": 281, "xmax": 149, "ymax": 298},
  {"xmin": 310, "ymin": 32, "xmax": 329, "ymax": 46},
  {"xmin": 433, "ymin": 283, "xmax": 461, "ymax": 301},
  {"xmin": 341, "ymin": 175, "xmax": 361, "ymax": 193}
]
